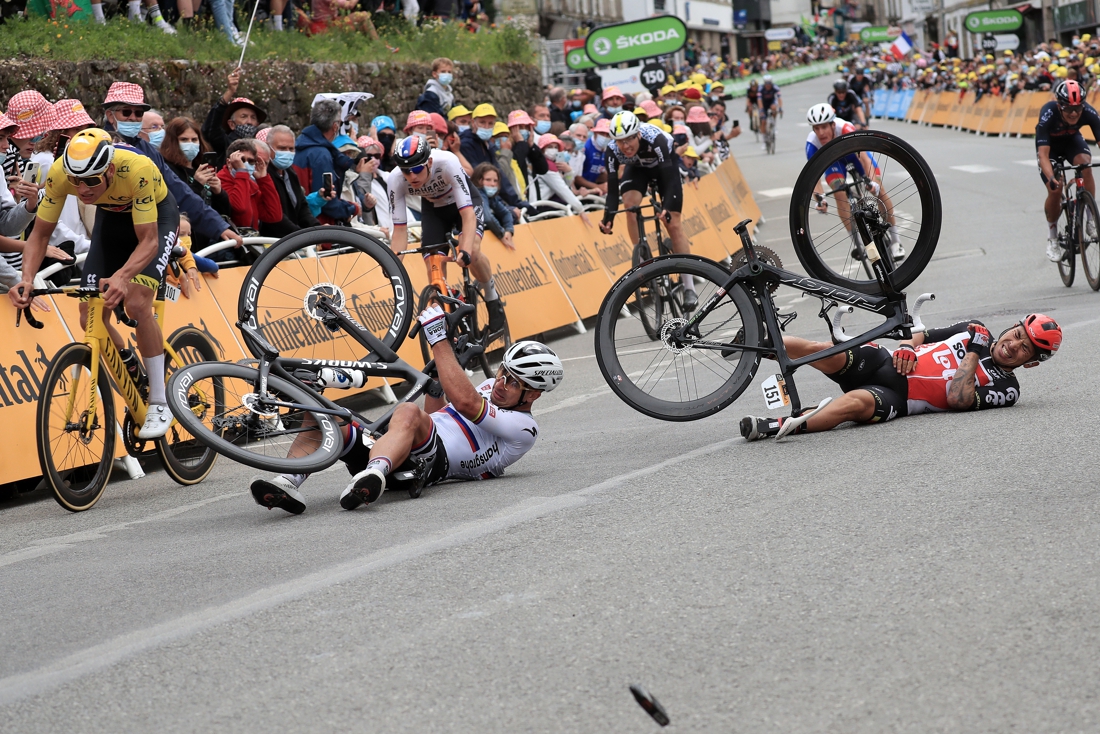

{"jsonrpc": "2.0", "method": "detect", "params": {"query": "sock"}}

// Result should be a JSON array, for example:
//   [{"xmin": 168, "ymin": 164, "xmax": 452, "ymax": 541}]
[
  {"xmin": 143, "ymin": 353, "xmax": 166, "ymax": 404},
  {"xmin": 889, "ymin": 225, "xmax": 899, "ymax": 245},
  {"xmin": 478, "ymin": 276, "xmax": 499, "ymax": 301},
  {"xmin": 1049, "ymin": 221, "xmax": 1059, "ymax": 239},
  {"xmin": 681, "ymin": 273, "xmax": 695, "ymax": 293},
  {"xmin": 273, "ymin": 15, "xmax": 283, "ymax": 30},
  {"xmin": 148, "ymin": 3, "xmax": 167, "ymax": 22},
  {"xmin": 279, "ymin": 472, "xmax": 308, "ymax": 488},
  {"xmin": 365, "ymin": 456, "xmax": 392, "ymax": 477},
  {"xmin": 128, "ymin": 0, "xmax": 141, "ymax": 18},
  {"xmin": 92, "ymin": 2, "xmax": 105, "ymax": 21}
]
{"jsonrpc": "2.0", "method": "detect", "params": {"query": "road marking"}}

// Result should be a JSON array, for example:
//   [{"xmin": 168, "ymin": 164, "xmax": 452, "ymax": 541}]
[
  {"xmin": 931, "ymin": 247, "xmax": 986, "ymax": 261},
  {"xmin": 757, "ymin": 187, "xmax": 794, "ymax": 198},
  {"xmin": 949, "ymin": 164, "xmax": 1000, "ymax": 174},
  {"xmin": 0, "ymin": 437, "xmax": 740, "ymax": 707},
  {"xmin": 539, "ymin": 388, "xmax": 611, "ymax": 414},
  {"xmin": 1015, "ymin": 159, "xmax": 1036, "ymax": 166}
]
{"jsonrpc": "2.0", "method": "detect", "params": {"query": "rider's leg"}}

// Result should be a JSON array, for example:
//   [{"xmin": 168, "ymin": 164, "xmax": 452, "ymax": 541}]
[
  {"xmin": 803, "ymin": 390, "xmax": 875, "ymax": 431},
  {"xmin": 1075, "ymin": 152, "xmax": 1094, "ymax": 196},
  {"xmin": 780, "ymin": 335, "xmax": 848, "ymax": 374},
  {"xmin": 341, "ymin": 403, "xmax": 434, "ymax": 509},
  {"xmin": 123, "ymin": 282, "xmax": 164, "ymax": 400},
  {"xmin": 622, "ymin": 189, "xmax": 643, "ymax": 246},
  {"xmin": 464, "ymin": 234, "xmax": 507, "ymax": 332}
]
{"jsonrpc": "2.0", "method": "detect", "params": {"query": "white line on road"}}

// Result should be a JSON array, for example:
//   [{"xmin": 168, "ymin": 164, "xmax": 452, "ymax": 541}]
[
  {"xmin": 757, "ymin": 187, "xmax": 794, "ymax": 198},
  {"xmin": 1015, "ymin": 159, "xmax": 1037, "ymax": 166},
  {"xmin": 0, "ymin": 437, "xmax": 739, "ymax": 707},
  {"xmin": 949, "ymin": 164, "xmax": 1001, "ymax": 174}
]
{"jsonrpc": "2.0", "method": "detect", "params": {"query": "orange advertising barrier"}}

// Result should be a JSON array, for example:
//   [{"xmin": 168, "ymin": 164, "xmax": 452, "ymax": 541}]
[
  {"xmin": 960, "ymin": 92, "xmax": 984, "ymax": 131},
  {"xmin": 915, "ymin": 89, "xmax": 1059, "ymax": 140},
  {"xmin": 1003, "ymin": 92, "xmax": 1031, "ymax": 136},
  {"xmin": 905, "ymin": 89, "xmax": 930, "ymax": 123},
  {"xmin": 926, "ymin": 91, "xmax": 954, "ymax": 127},
  {"xmin": 1022, "ymin": 91, "xmax": 1046, "ymax": 134},
  {"xmin": 713, "ymin": 155, "xmax": 762, "ymax": 238},
  {"xmin": 690, "ymin": 174, "xmax": 746, "ymax": 257},
  {"xmin": 524, "ymin": 217, "xmax": 614, "ymax": 320}
]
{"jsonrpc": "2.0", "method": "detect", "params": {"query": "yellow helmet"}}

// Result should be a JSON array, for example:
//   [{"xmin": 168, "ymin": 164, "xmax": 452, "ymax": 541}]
[{"xmin": 63, "ymin": 128, "xmax": 114, "ymax": 178}]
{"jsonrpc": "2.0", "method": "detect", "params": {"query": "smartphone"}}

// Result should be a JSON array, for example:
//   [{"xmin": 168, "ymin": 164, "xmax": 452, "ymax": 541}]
[
  {"xmin": 22, "ymin": 161, "xmax": 41, "ymax": 184},
  {"xmin": 55, "ymin": 134, "xmax": 71, "ymax": 160},
  {"xmin": 202, "ymin": 152, "xmax": 218, "ymax": 169},
  {"xmin": 322, "ymin": 171, "xmax": 334, "ymax": 196},
  {"xmin": 732, "ymin": 120, "xmax": 740, "ymax": 128}
]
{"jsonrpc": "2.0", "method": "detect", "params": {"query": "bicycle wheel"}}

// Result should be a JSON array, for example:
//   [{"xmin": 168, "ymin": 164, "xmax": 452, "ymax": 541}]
[
  {"xmin": 157, "ymin": 327, "xmax": 222, "ymax": 485},
  {"xmin": 1079, "ymin": 190, "xmax": 1100, "ymax": 291},
  {"xmin": 1059, "ymin": 200, "xmax": 1076, "ymax": 288},
  {"xmin": 238, "ymin": 226, "xmax": 414, "ymax": 361},
  {"xmin": 595, "ymin": 255, "xmax": 763, "ymax": 421},
  {"xmin": 37, "ymin": 343, "xmax": 116, "ymax": 512},
  {"xmin": 790, "ymin": 130, "xmax": 941, "ymax": 294},
  {"xmin": 167, "ymin": 362, "xmax": 343, "ymax": 474},
  {"xmin": 468, "ymin": 282, "xmax": 513, "ymax": 377},
  {"xmin": 631, "ymin": 241, "xmax": 662, "ymax": 340}
]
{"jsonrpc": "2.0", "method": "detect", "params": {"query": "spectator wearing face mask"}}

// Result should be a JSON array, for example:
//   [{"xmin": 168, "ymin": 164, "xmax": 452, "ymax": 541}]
[
  {"xmin": 202, "ymin": 69, "xmax": 267, "ymax": 165},
  {"xmin": 370, "ymin": 115, "xmax": 398, "ymax": 172},
  {"xmin": 471, "ymin": 163, "xmax": 515, "ymax": 249},
  {"xmin": 686, "ymin": 106, "xmax": 714, "ymax": 157},
  {"xmin": 294, "ymin": 99, "xmax": 358, "ymax": 225},
  {"xmin": 348, "ymin": 137, "xmax": 385, "ymax": 234},
  {"xmin": 447, "ymin": 105, "xmax": 473, "ymax": 135},
  {"xmin": 218, "ymin": 138, "xmax": 283, "ymax": 232},
  {"xmin": 490, "ymin": 123, "xmax": 522, "ymax": 195},
  {"xmin": 160, "ymin": 117, "xmax": 231, "ymax": 252},
  {"xmin": 529, "ymin": 134, "xmax": 592, "ymax": 226},
  {"xmin": 531, "ymin": 105, "xmax": 554, "ymax": 137},
  {"xmin": 140, "ymin": 109, "xmax": 166, "ymax": 150},
  {"xmin": 600, "ymin": 87, "xmax": 626, "ymax": 119},
  {"xmin": 460, "ymin": 103, "xmax": 531, "ymax": 222},
  {"xmin": 260, "ymin": 124, "xmax": 320, "ymax": 238},
  {"xmin": 505, "ymin": 110, "xmax": 548, "ymax": 193},
  {"xmin": 0, "ymin": 102, "xmax": 45, "ymax": 241},
  {"xmin": 569, "ymin": 118, "xmax": 610, "ymax": 196},
  {"xmin": 415, "ymin": 57, "xmax": 456, "ymax": 116},
  {"xmin": 404, "ymin": 110, "xmax": 437, "ymax": 147},
  {"xmin": 2, "ymin": 91, "xmax": 57, "ymax": 275}
]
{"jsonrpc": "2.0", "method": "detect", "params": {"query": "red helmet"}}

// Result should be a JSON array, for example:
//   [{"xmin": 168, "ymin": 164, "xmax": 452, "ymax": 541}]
[
  {"xmin": 1022, "ymin": 313, "xmax": 1062, "ymax": 362},
  {"xmin": 1056, "ymin": 80, "xmax": 1083, "ymax": 106}
]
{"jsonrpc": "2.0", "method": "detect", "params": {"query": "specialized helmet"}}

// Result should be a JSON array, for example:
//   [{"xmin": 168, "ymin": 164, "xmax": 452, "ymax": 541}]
[
  {"xmin": 1020, "ymin": 313, "xmax": 1062, "ymax": 362},
  {"xmin": 834, "ymin": 78, "xmax": 849, "ymax": 92},
  {"xmin": 501, "ymin": 341, "xmax": 564, "ymax": 392},
  {"xmin": 392, "ymin": 134, "xmax": 431, "ymax": 169},
  {"xmin": 1056, "ymin": 79, "xmax": 1083, "ymax": 106},
  {"xmin": 63, "ymin": 128, "xmax": 114, "ymax": 178},
  {"xmin": 609, "ymin": 110, "xmax": 641, "ymax": 140},
  {"xmin": 807, "ymin": 103, "xmax": 836, "ymax": 125}
]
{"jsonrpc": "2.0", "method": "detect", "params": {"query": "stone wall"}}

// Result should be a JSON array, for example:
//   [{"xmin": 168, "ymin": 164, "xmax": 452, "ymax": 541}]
[{"xmin": 0, "ymin": 59, "xmax": 542, "ymax": 130}]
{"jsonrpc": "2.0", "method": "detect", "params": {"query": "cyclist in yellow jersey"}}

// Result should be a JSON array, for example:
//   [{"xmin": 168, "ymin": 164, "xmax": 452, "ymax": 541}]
[{"xmin": 7, "ymin": 128, "xmax": 180, "ymax": 438}]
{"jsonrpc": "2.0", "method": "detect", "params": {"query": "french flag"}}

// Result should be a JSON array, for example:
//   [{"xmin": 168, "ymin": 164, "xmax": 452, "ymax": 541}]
[{"xmin": 890, "ymin": 31, "xmax": 913, "ymax": 60}]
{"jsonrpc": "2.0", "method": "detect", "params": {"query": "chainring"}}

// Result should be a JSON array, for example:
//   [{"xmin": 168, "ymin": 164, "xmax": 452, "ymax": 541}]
[
  {"xmin": 122, "ymin": 411, "xmax": 148, "ymax": 456},
  {"xmin": 731, "ymin": 245, "xmax": 784, "ymax": 293}
]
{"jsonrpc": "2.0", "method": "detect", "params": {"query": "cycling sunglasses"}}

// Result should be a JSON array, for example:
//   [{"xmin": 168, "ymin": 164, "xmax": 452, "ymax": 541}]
[
  {"xmin": 1060, "ymin": 103, "xmax": 1084, "ymax": 114},
  {"xmin": 495, "ymin": 365, "xmax": 527, "ymax": 390},
  {"xmin": 400, "ymin": 164, "xmax": 427, "ymax": 174},
  {"xmin": 67, "ymin": 174, "xmax": 106, "ymax": 187}
]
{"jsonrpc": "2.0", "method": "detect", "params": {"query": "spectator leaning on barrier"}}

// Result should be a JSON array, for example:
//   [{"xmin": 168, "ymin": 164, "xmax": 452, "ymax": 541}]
[
  {"xmin": 490, "ymin": 123, "xmax": 523, "ymax": 195},
  {"xmin": 460, "ymin": 103, "xmax": 530, "ymax": 221},
  {"xmin": 294, "ymin": 99, "xmax": 358, "ymax": 225},
  {"xmin": 261, "ymin": 124, "xmax": 320, "ymax": 238},
  {"xmin": 505, "ymin": 110, "xmax": 548, "ymax": 194},
  {"xmin": 354, "ymin": 136, "xmax": 396, "ymax": 235},
  {"xmin": 471, "ymin": 163, "xmax": 515, "ymax": 249},
  {"xmin": 0, "ymin": 107, "xmax": 42, "ymax": 241},
  {"xmin": 416, "ymin": 57, "xmax": 456, "ymax": 117},
  {"xmin": 217, "ymin": 138, "xmax": 283, "ymax": 232},
  {"xmin": 571, "ymin": 117, "xmax": 610, "ymax": 195},
  {"xmin": 203, "ymin": 69, "xmax": 267, "ymax": 165},
  {"xmin": 530, "ymin": 134, "xmax": 592, "ymax": 226},
  {"xmin": 2, "ymin": 91, "xmax": 57, "ymax": 275}
]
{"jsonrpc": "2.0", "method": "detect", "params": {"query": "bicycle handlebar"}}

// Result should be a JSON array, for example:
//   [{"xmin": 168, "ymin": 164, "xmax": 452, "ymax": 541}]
[{"xmin": 407, "ymin": 292, "xmax": 477, "ymax": 341}]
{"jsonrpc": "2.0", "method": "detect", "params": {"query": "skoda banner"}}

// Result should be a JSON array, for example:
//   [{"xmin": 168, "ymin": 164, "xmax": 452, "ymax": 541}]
[
  {"xmin": 584, "ymin": 15, "xmax": 688, "ymax": 67},
  {"xmin": 564, "ymin": 38, "xmax": 595, "ymax": 70},
  {"xmin": 964, "ymin": 9, "xmax": 1022, "ymax": 34}
]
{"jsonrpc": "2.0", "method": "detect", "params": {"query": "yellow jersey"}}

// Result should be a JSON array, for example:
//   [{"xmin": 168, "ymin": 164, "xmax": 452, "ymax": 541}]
[{"xmin": 38, "ymin": 148, "xmax": 168, "ymax": 226}]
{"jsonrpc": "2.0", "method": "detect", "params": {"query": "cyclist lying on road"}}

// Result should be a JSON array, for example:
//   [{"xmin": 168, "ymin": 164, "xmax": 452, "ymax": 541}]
[
  {"xmin": 740, "ymin": 314, "xmax": 1062, "ymax": 441},
  {"xmin": 249, "ymin": 305, "xmax": 565, "ymax": 514}
]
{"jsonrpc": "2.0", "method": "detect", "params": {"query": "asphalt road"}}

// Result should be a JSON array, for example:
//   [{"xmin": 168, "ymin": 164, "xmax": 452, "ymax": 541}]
[{"xmin": 3, "ymin": 78, "xmax": 1100, "ymax": 732}]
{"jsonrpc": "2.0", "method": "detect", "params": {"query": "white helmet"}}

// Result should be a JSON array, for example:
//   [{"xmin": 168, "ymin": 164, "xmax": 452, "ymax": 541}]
[
  {"xmin": 609, "ymin": 110, "xmax": 641, "ymax": 140},
  {"xmin": 501, "ymin": 341, "xmax": 564, "ymax": 392},
  {"xmin": 807, "ymin": 103, "xmax": 836, "ymax": 125}
]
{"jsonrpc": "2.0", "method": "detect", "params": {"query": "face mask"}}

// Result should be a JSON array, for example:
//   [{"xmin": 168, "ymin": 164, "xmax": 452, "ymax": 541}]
[
  {"xmin": 543, "ymin": 148, "xmax": 559, "ymax": 161},
  {"xmin": 147, "ymin": 129, "xmax": 166, "ymax": 149},
  {"xmin": 458, "ymin": 124, "xmax": 470, "ymax": 134},
  {"xmin": 241, "ymin": 163, "xmax": 256, "ymax": 178},
  {"xmin": 273, "ymin": 150, "xmax": 296, "ymax": 170},
  {"xmin": 180, "ymin": 142, "xmax": 201, "ymax": 162},
  {"xmin": 483, "ymin": 186, "xmax": 498, "ymax": 197},
  {"xmin": 233, "ymin": 123, "xmax": 259, "ymax": 139},
  {"xmin": 593, "ymin": 135, "xmax": 609, "ymax": 151},
  {"xmin": 605, "ymin": 106, "xmax": 622, "ymax": 115},
  {"xmin": 535, "ymin": 120, "xmax": 551, "ymax": 135},
  {"xmin": 378, "ymin": 132, "xmax": 395, "ymax": 149},
  {"xmin": 476, "ymin": 126, "xmax": 494, "ymax": 141},
  {"xmin": 519, "ymin": 129, "xmax": 530, "ymax": 141},
  {"xmin": 347, "ymin": 120, "xmax": 359, "ymax": 139},
  {"xmin": 572, "ymin": 100, "xmax": 582, "ymax": 109},
  {"xmin": 116, "ymin": 121, "xmax": 143, "ymax": 138},
  {"xmin": 438, "ymin": 72, "xmax": 453, "ymax": 86}
]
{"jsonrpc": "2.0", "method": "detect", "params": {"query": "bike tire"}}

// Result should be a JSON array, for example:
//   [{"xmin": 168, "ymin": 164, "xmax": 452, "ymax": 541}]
[
  {"xmin": 1059, "ymin": 200, "xmax": 1076, "ymax": 287},
  {"xmin": 468, "ymin": 282, "xmax": 513, "ymax": 377},
  {"xmin": 631, "ymin": 242, "xmax": 662, "ymax": 340},
  {"xmin": 157, "ymin": 327, "xmax": 222, "ymax": 485},
  {"xmin": 37, "ymin": 343, "xmax": 116, "ymax": 512},
  {"xmin": 237, "ymin": 226, "xmax": 414, "ymax": 360},
  {"xmin": 595, "ymin": 255, "xmax": 763, "ymax": 422},
  {"xmin": 790, "ymin": 130, "xmax": 941, "ymax": 294},
  {"xmin": 1078, "ymin": 190, "xmax": 1100, "ymax": 291},
  {"xmin": 167, "ymin": 362, "xmax": 344, "ymax": 474}
]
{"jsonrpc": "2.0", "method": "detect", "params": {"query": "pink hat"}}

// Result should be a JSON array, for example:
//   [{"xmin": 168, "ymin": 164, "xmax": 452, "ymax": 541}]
[
  {"xmin": 0, "ymin": 111, "xmax": 15, "ymax": 132},
  {"xmin": 602, "ymin": 86, "xmax": 624, "ymax": 101},
  {"xmin": 673, "ymin": 124, "xmax": 690, "ymax": 136},
  {"xmin": 103, "ymin": 82, "xmax": 149, "ymax": 110},
  {"xmin": 686, "ymin": 106, "xmax": 710, "ymax": 124},
  {"xmin": 356, "ymin": 135, "xmax": 380, "ymax": 150},
  {"xmin": 640, "ymin": 100, "xmax": 662, "ymax": 119},
  {"xmin": 51, "ymin": 99, "xmax": 95, "ymax": 130},
  {"xmin": 255, "ymin": 127, "xmax": 270, "ymax": 143},
  {"xmin": 536, "ymin": 133, "xmax": 561, "ymax": 149},
  {"xmin": 583, "ymin": 103, "xmax": 599, "ymax": 115},
  {"xmin": 404, "ymin": 109, "xmax": 433, "ymax": 132},
  {"xmin": 506, "ymin": 110, "xmax": 534, "ymax": 127},
  {"xmin": 7, "ymin": 90, "xmax": 57, "ymax": 140},
  {"xmin": 592, "ymin": 118, "xmax": 611, "ymax": 134},
  {"xmin": 428, "ymin": 112, "xmax": 449, "ymax": 135}
]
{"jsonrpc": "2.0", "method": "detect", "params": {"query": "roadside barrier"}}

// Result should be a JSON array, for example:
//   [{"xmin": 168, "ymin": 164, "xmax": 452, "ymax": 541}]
[
  {"xmin": 722, "ymin": 58, "xmax": 857, "ymax": 99},
  {"xmin": 0, "ymin": 157, "xmax": 760, "ymax": 487}
]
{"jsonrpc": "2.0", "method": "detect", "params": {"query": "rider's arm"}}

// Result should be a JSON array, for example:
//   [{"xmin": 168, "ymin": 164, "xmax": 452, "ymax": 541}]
[
  {"xmin": 390, "ymin": 223, "xmax": 408, "ymax": 255},
  {"xmin": 602, "ymin": 158, "xmax": 621, "ymax": 223},
  {"xmin": 431, "ymin": 336, "xmax": 485, "ymax": 422},
  {"xmin": 14, "ymin": 218, "xmax": 57, "ymax": 287},
  {"xmin": 946, "ymin": 352, "xmax": 981, "ymax": 410},
  {"xmin": 1037, "ymin": 144, "xmax": 1055, "ymax": 184}
]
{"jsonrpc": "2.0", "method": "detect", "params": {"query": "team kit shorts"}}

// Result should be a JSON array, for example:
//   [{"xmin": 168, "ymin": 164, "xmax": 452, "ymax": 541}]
[
  {"xmin": 419, "ymin": 182, "xmax": 485, "ymax": 248},
  {"xmin": 80, "ymin": 189, "xmax": 180, "ymax": 292},
  {"xmin": 825, "ymin": 342, "xmax": 908, "ymax": 423},
  {"xmin": 617, "ymin": 164, "xmax": 684, "ymax": 213}
]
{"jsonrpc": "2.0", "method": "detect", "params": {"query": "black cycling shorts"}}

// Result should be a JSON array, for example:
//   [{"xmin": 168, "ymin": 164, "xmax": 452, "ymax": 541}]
[
  {"xmin": 825, "ymin": 343, "xmax": 908, "ymax": 423},
  {"xmin": 341, "ymin": 419, "xmax": 450, "ymax": 486},
  {"xmin": 81, "ymin": 189, "xmax": 180, "ymax": 292},
  {"xmin": 618, "ymin": 163, "xmax": 684, "ymax": 213},
  {"xmin": 1039, "ymin": 134, "xmax": 1092, "ymax": 184},
  {"xmin": 420, "ymin": 179, "xmax": 485, "ymax": 248}
]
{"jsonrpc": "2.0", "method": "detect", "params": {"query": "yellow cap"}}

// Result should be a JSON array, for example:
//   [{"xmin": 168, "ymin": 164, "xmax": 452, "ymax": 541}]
[
  {"xmin": 659, "ymin": 84, "xmax": 675, "ymax": 95},
  {"xmin": 1084, "ymin": 33, "xmax": 1093, "ymax": 41},
  {"xmin": 1055, "ymin": 66, "xmax": 1069, "ymax": 77},
  {"xmin": 492, "ymin": 121, "xmax": 509, "ymax": 137},
  {"xmin": 1050, "ymin": 63, "xmax": 1060, "ymax": 72},
  {"xmin": 690, "ymin": 73, "xmax": 708, "ymax": 85},
  {"xmin": 447, "ymin": 104, "xmax": 472, "ymax": 121},
  {"xmin": 655, "ymin": 120, "xmax": 671, "ymax": 133},
  {"xmin": 683, "ymin": 146, "xmax": 699, "ymax": 159},
  {"xmin": 471, "ymin": 103, "xmax": 498, "ymax": 119},
  {"xmin": 674, "ymin": 80, "xmax": 691, "ymax": 91},
  {"xmin": 1059, "ymin": 49, "xmax": 1070, "ymax": 58},
  {"xmin": 633, "ymin": 107, "xmax": 646, "ymax": 117},
  {"xmin": 710, "ymin": 81, "xmax": 724, "ymax": 90}
]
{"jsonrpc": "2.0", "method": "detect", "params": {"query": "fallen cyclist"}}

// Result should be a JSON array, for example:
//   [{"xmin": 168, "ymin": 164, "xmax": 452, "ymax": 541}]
[
  {"xmin": 740, "ymin": 314, "xmax": 1062, "ymax": 441},
  {"xmin": 249, "ymin": 305, "xmax": 565, "ymax": 514}
]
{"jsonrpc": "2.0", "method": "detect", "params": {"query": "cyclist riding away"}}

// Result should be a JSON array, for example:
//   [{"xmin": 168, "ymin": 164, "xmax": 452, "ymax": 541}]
[
  {"xmin": 7, "ymin": 128, "xmax": 179, "ymax": 439},
  {"xmin": 386, "ymin": 135, "xmax": 506, "ymax": 334},
  {"xmin": 805, "ymin": 103, "xmax": 904, "ymax": 261},
  {"xmin": 828, "ymin": 78, "xmax": 867, "ymax": 128},
  {"xmin": 248, "ymin": 304, "xmax": 564, "ymax": 514},
  {"xmin": 758, "ymin": 75, "xmax": 782, "ymax": 144},
  {"xmin": 741, "ymin": 314, "xmax": 1061, "ymax": 441},
  {"xmin": 745, "ymin": 80, "xmax": 760, "ymax": 136},
  {"xmin": 847, "ymin": 68, "xmax": 874, "ymax": 113},
  {"xmin": 598, "ymin": 110, "xmax": 698, "ymax": 310},
  {"xmin": 1036, "ymin": 79, "xmax": 1100, "ymax": 262}
]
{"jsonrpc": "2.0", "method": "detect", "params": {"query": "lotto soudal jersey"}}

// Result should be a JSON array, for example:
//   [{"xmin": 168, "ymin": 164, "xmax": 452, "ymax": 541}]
[
  {"xmin": 1035, "ymin": 101, "xmax": 1100, "ymax": 148},
  {"xmin": 607, "ymin": 123, "xmax": 676, "ymax": 172},
  {"xmin": 386, "ymin": 149, "xmax": 475, "ymax": 227},
  {"xmin": 431, "ymin": 379, "xmax": 539, "ymax": 480},
  {"xmin": 901, "ymin": 321, "xmax": 1021, "ymax": 414}
]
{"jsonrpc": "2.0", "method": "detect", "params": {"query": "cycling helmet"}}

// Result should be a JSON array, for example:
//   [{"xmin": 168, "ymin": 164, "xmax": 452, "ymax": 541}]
[
  {"xmin": 1056, "ymin": 79, "xmax": 1083, "ymax": 106},
  {"xmin": 392, "ymin": 134, "xmax": 431, "ymax": 169},
  {"xmin": 833, "ymin": 78, "xmax": 849, "ymax": 92},
  {"xmin": 501, "ymin": 341, "xmax": 564, "ymax": 392},
  {"xmin": 609, "ymin": 110, "xmax": 641, "ymax": 140},
  {"xmin": 1020, "ymin": 313, "xmax": 1062, "ymax": 362},
  {"xmin": 762, "ymin": 74, "xmax": 773, "ymax": 84},
  {"xmin": 63, "ymin": 128, "xmax": 114, "ymax": 178},
  {"xmin": 807, "ymin": 103, "xmax": 836, "ymax": 125}
]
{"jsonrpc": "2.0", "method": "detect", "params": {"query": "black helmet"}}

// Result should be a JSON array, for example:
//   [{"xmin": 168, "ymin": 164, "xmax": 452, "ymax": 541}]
[
  {"xmin": 833, "ymin": 78, "xmax": 848, "ymax": 92},
  {"xmin": 392, "ymin": 134, "xmax": 432, "ymax": 169}
]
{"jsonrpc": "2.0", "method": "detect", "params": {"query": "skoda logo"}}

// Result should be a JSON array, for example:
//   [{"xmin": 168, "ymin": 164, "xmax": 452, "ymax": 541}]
[
  {"xmin": 966, "ymin": 17, "xmax": 979, "ymax": 31},
  {"xmin": 569, "ymin": 50, "xmax": 583, "ymax": 64},
  {"xmin": 593, "ymin": 37, "xmax": 612, "ymax": 56}
]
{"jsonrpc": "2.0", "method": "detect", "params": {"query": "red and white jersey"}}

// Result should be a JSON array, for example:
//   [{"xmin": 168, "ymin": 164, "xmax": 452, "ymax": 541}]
[
  {"xmin": 431, "ymin": 379, "xmax": 539, "ymax": 480},
  {"xmin": 804, "ymin": 119, "xmax": 857, "ymax": 158},
  {"xmin": 902, "ymin": 329, "xmax": 1020, "ymax": 414}
]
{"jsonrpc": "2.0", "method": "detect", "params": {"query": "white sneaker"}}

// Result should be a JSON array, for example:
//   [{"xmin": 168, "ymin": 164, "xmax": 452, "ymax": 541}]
[
  {"xmin": 1047, "ymin": 237, "xmax": 1065, "ymax": 262},
  {"xmin": 139, "ymin": 403, "xmax": 172, "ymax": 439},
  {"xmin": 775, "ymin": 397, "xmax": 833, "ymax": 441},
  {"xmin": 890, "ymin": 242, "xmax": 905, "ymax": 261},
  {"xmin": 156, "ymin": 20, "xmax": 177, "ymax": 34},
  {"xmin": 340, "ymin": 466, "xmax": 386, "ymax": 510},
  {"xmin": 250, "ymin": 476, "xmax": 306, "ymax": 514}
]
